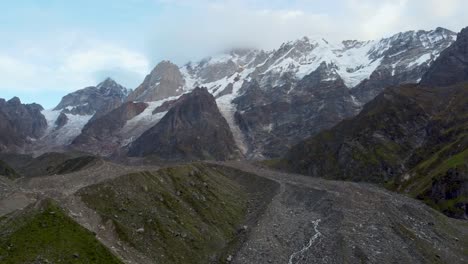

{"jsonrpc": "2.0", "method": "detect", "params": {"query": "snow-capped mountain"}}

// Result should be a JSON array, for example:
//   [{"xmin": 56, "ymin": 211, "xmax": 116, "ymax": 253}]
[
  {"xmin": 28, "ymin": 78, "xmax": 130, "ymax": 153},
  {"xmin": 16, "ymin": 27, "xmax": 458, "ymax": 158},
  {"xmin": 54, "ymin": 77, "xmax": 130, "ymax": 116},
  {"xmin": 180, "ymin": 27, "xmax": 455, "ymax": 98}
]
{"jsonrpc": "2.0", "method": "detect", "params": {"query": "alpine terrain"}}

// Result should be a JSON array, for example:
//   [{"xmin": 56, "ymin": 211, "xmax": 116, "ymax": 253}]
[{"xmin": 0, "ymin": 24, "xmax": 467, "ymax": 264}]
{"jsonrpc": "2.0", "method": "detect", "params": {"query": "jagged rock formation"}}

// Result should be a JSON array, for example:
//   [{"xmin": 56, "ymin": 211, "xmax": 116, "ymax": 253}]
[
  {"xmin": 32, "ymin": 78, "xmax": 129, "ymax": 153},
  {"xmin": 421, "ymin": 27, "xmax": 468, "ymax": 86},
  {"xmin": 280, "ymin": 83, "xmax": 468, "ymax": 219},
  {"xmin": 351, "ymin": 27, "xmax": 456, "ymax": 103},
  {"xmin": 234, "ymin": 62, "xmax": 360, "ymax": 157},
  {"xmin": 4, "ymin": 27, "xmax": 459, "ymax": 159},
  {"xmin": 0, "ymin": 97, "xmax": 47, "ymax": 152},
  {"xmin": 177, "ymin": 27, "xmax": 456, "ymax": 158},
  {"xmin": 127, "ymin": 87, "xmax": 240, "ymax": 160},
  {"xmin": 71, "ymin": 102, "xmax": 149, "ymax": 155},
  {"xmin": 54, "ymin": 78, "xmax": 130, "ymax": 117},
  {"xmin": 126, "ymin": 61, "xmax": 185, "ymax": 102},
  {"xmin": 279, "ymin": 30, "xmax": 468, "ymax": 218}
]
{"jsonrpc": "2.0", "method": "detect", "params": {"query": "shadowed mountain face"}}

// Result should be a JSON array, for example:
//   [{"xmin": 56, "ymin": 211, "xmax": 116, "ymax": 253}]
[
  {"xmin": 71, "ymin": 102, "xmax": 149, "ymax": 155},
  {"xmin": 281, "ymin": 84, "xmax": 468, "ymax": 218},
  {"xmin": 54, "ymin": 78, "xmax": 130, "ymax": 117},
  {"xmin": 3, "ymin": 28, "xmax": 457, "ymax": 158},
  {"xmin": 128, "ymin": 87, "xmax": 240, "ymax": 160},
  {"xmin": 421, "ymin": 27, "xmax": 468, "ymax": 86},
  {"xmin": 0, "ymin": 97, "xmax": 47, "ymax": 152},
  {"xmin": 280, "ymin": 28, "xmax": 468, "ymax": 218}
]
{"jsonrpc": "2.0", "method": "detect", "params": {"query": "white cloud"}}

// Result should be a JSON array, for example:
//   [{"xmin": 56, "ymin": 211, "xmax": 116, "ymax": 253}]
[
  {"xmin": 0, "ymin": 37, "xmax": 149, "ymax": 95},
  {"xmin": 2, "ymin": 0, "xmax": 468, "ymax": 107},
  {"xmin": 145, "ymin": 0, "xmax": 468, "ymax": 64},
  {"xmin": 147, "ymin": 2, "xmax": 335, "ymax": 64}
]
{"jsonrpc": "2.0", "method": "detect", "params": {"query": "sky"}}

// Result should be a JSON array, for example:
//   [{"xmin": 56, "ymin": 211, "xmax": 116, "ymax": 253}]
[{"xmin": 1, "ymin": 0, "xmax": 467, "ymax": 108}]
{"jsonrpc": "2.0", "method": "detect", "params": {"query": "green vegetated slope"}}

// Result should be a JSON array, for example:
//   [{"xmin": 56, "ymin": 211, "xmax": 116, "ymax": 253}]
[
  {"xmin": 78, "ymin": 163, "xmax": 277, "ymax": 264},
  {"xmin": 0, "ymin": 160, "xmax": 20, "ymax": 180},
  {"xmin": 280, "ymin": 83, "xmax": 468, "ymax": 218},
  {"xmin": 0, "ymin": 199, "xmax": 122, "ymax": 264}
]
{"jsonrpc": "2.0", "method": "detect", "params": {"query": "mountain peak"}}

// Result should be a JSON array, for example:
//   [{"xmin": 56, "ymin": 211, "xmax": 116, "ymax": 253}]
[
  {"xmin": 7, "ymin": 96, "xmax": 21, "ymax": 105},
  {"xmin": 126, "ymin": 60, "xmax": 185, "ymax": 102},
  {"xmin": 127, "ymin": 85, "xmax": 239, "ymax": 160},
  {"xmin": 420, "ymin": 26, "xmax": 468, "ymax": 87}
]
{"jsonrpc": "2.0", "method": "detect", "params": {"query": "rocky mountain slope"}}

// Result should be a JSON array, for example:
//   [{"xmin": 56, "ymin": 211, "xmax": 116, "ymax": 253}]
[
  {"xmin": 54, "ymin": 78, "xmax": 130, "ymax": 117},
  {"xmin": 119, "ymin": 27, "xmax": 456, "ymax": 158},
  {"xmin": 27, "ymin": 78, "xmax": 129, "ymax": 153},
  {"xmin": 127, "ymin": 61, "xmax": 185, "ymax": 102},
  {"xmin": 0, "ymin": 97, "xmax": 47, "ymax": 152},
  {"xmin": 279, "ymin": 27, "xmax": 468, "ymax": 219},
  {"xmin": 421, "ymin": 27, "xmax": 468, "ymax": 87},
  {"xmin": 127, "ymin": 87, "xmax": 240, "ymax": 160},
  {"xmin": 0, "ymin": 27, "xmax": 458, "ymax": 160},
  {"xmin": 71, "ymin": 102, "xmax": 149, "ymax": 155}
]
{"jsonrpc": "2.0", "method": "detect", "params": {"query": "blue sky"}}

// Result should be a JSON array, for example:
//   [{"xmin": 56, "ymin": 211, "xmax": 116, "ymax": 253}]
[{"xmin": 1, "ymin": 0, "xmax": 467, "ymax": 108}]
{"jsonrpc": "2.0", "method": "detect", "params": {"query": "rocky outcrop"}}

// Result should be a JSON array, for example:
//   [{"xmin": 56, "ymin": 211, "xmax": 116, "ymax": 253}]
[
  {"xmin": 126, "ymin": 61, "xmax": 185, "ymax": 102},
  {"xmin": 351, "ymin": 27, "xmax": 456, "ymax": 103},
  {"xmin": 54, "ymin": 112, "xmax": 68, "ymax": 130},
  {"xmin": 234, "ymin": 62, "xmax": 360, "ymax": 158},
  {"xmin": 177, "ymin": 28, "xmax": 455, "ymax": 158},
  {"xmin": 72, "ymin": 102, "xmax": 148, "ymax": 155},
  {"xmin": 421, "ymin": 167, "xmax": 468, "ymax": 219},
  {"xmin": 421, "ymin": 27, "xmax": 468, "ymax": 86},
  {"xmin": 54, "ymin": 78, "xmax": 129, "ymax": 117},
  {"xmin": 280, "ymin": 82, "xmax": 468, "ymax": 219},
  {"xmin": 127, "ymin": 87, "xmax": 239, "ymax": 160},
  {"xmin": 0, "ymin": 97, "xmax": 47, "ymax": 152}
]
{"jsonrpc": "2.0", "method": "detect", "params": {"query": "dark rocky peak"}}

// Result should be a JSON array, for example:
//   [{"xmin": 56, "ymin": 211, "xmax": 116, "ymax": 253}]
[
  {"xmin": 420, "ymin": 26, "xmax": 468, "ymax": 87},
  {"xmin": 127, "ymin": 87, "xmax": 239, "ymax": 160},
  {"xmin": 71, "ymin": 101, "xmax": 148, "ymax": 155},
  {"xmin": 0, "ymin": 96, "xmax": 47, "ymax": 151},
  {"xmin": 298, "ymin": 62, "xmax": 344, "ymax": 90},
  {"xmin": 368, "ymin": 28, "xmax": 456, "ymax": 60},
  {"xmin": 6, "ymin": 96, "xmax": 22, "ymax": 106},
  {"xmin": 126, "ymin": 60, "xmax": 185, "ymax": 102},
  {"xmin": 54, "ymin": 78, "xmax": 128, "ymax": 116},
  {"xmin": 96, "ymin": 77, "xmax": 130, "ymax": 97}
]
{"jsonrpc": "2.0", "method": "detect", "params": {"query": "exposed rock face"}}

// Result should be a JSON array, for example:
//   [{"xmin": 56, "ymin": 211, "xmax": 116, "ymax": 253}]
[
  {"xmin": 127, "ymin": 87, "xmax": 239, "ymax": 160},
  {"xmin": 351, "ymin": 27, "xmax": 456, "ymax": 103},
  {"xmin": 54, "ymin": 78, "xmax": 129, "ymax": 117},
  {"xmin": 423, "ymin": 167, "xmax": 468, "ymax": 219},
  {"xmin": 234, "ymin": 62, "xmax": 360, "ymax": 158},
  {"xmin": 421, "ymin": 27, "xmax": 468, "ymax": 86},
  {"xmin": 72, "ymin": 102, "xmax": 148, "ymax": 155},
  {"xmin": 126, "ymin": 61, "xmax": 185, "ymax": 102},
  {"xmin": 0, "ymin": 97, "xmax": 47, "ymax": 152},
  {"xmin": 177, "ymin": 27, "xmax": 455, "ymax": 158},
  {"xmin": 280, "ymin": 81, "xmax": 468, "ymax": 219},
  {"xmin": 54, "ymin": 112, "xmax": 68, "ymax": 130}
]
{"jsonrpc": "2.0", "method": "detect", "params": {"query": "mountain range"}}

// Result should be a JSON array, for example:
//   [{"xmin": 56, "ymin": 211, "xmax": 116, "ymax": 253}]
[
  {"xmin": 0, "ymin": 26, "xmax": 467, "ymax": 263},
  {"xmin": 0, "ymin": 27, "xmax": 457, "ymax": 158}
]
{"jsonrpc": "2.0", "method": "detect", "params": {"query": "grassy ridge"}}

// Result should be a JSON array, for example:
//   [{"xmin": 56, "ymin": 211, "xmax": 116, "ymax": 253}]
[
  {"xmin": 78, "ymin": 163, "xmax": 249, "ymax": 264},
  {"xmin": 0, "ymin": 199, "xmax": 122, "ymax": 264}
]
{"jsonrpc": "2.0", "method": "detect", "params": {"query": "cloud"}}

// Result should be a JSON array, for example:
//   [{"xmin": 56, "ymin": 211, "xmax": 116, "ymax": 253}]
[
  {"xmin": 147, "ymin": 1, "xmax": 335, "ymax": 64},
  {"xmin": 0, "ymin": 36, "xmax": 149, "ymax": 95},
  {"xmin": 146, "ymin": 0, "xmax": 468, "ymax": 64},
  {"xmin": 2, "ymin": 0, "xmax": 468, "ymax": 108}
]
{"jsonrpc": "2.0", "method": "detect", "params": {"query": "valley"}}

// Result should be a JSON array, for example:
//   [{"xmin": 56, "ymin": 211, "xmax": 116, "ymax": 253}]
[{"xmin": 0, "ymin": 23, "xmax": 467, "ymax": 263}]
